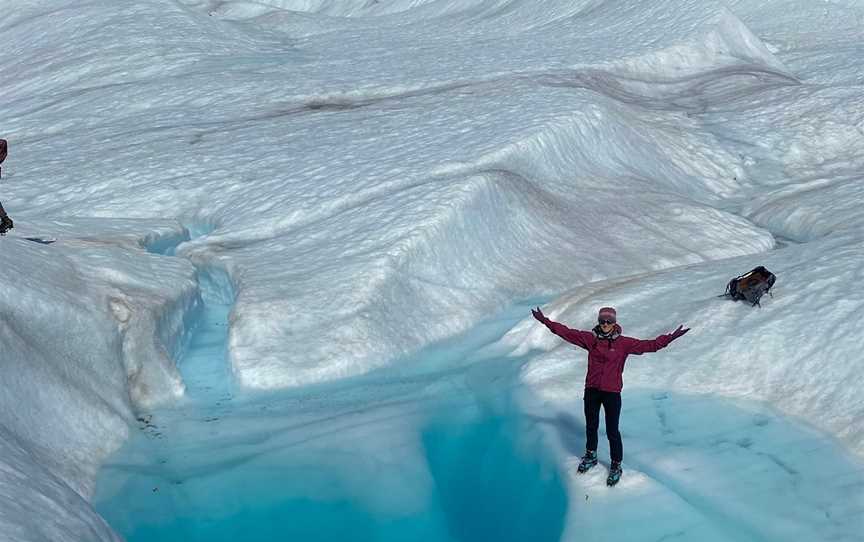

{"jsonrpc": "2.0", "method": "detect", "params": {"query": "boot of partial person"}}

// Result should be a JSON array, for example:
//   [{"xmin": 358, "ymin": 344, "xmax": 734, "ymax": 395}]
[
  {"xmin": 0, "ymin": 214, "xmax": 12, "ymax": 235},
  {"xmin": 577, "ymin": 450, "xmax": 598, "ymax": 473}
]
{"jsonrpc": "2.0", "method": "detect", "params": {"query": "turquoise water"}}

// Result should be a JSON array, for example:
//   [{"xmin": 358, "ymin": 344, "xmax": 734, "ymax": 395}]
[
  {"xmin": 95, "ymin": 406, "xmax": 568, "ymax": 542},
  {"xmin": 93, "ymin": 275, "xmax": 568, "ymax": 542}
]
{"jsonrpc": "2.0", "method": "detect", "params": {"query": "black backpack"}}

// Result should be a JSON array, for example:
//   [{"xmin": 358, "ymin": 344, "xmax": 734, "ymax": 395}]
[{"xmin": 724, "ymin": 266, "xmax": 776, "ymax": 307}]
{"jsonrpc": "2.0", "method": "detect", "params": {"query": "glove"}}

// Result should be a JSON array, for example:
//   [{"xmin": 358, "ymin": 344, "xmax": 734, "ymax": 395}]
[
  {"xmin": 0, "ymin": 215, "xmax": 12, "ymax": 234},
  {"xmin": 668, "ymin": 325, "xmax": 690, "ymax": 341},
  {"xmin": 531, "ymin": 307, "xmax": 550, "ymax": 325}
]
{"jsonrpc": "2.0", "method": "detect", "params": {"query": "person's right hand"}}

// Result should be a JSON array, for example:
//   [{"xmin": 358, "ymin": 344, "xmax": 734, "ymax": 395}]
[{"xmin": 531, "ymin": 307, "xmax": 549, "ymax": 324}]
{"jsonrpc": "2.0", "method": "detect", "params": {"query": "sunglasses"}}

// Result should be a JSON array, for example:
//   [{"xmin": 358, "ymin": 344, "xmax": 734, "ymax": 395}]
[{"xmin": 598, "ymin": 319, "xmax": 616, "ymax": 325}]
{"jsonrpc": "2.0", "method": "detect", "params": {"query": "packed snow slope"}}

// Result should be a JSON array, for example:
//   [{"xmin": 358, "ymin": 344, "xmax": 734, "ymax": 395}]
[
  {"xmin": 4, "ymin": 0, "xmax": 789, "ymax": 387},
  {"xmin": 1, "ymin": 0, "xmax": 863, "ymax": 540}
]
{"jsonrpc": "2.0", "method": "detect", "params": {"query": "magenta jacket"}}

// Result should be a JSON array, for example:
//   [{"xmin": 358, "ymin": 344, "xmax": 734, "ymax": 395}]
[{"xmin": 540, "ymin": 318, "xmax": 673, "ymax": 393}]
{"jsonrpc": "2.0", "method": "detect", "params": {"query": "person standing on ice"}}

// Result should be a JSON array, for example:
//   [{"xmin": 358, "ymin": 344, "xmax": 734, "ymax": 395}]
[
  {"xmin": 532, "ymin": 306, "xmax": 689, "ymax": 486},
  {"xmin": 0, "ymin": 139, "xmax": 13, "ymax": 235}
]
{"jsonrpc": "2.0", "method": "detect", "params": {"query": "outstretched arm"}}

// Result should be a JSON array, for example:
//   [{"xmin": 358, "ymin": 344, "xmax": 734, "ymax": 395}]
[
  {"xmin": 626, "ymin": 325, "xmax": 689, "ymax": 355},
  {"xmin": 532, "ymin": 307, "xmax": 593, "ymax": 350}
]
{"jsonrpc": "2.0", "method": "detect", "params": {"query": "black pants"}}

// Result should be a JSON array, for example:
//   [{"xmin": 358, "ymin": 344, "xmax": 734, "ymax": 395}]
[{"xmin": 584, "ymin": 387, "xmax": 623, "ymax": 462}]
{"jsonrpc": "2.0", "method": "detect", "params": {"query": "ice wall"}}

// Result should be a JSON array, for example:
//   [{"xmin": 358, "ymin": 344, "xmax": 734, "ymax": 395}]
[{"xmin": 0, "ymin": 220, "xmax": 197, "ymax": 541}]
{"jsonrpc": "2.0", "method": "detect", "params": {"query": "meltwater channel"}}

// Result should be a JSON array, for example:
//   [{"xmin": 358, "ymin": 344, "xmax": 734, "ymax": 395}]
[{"xmin": 93, "ymin": 230, "xmax": 569, "ymax": 542}]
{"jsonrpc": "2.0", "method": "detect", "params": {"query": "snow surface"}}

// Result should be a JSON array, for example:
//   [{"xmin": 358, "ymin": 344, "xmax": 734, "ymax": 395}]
[{"xmin": 1, "ymin": 0, "xmax": 863, "ymax": 540}]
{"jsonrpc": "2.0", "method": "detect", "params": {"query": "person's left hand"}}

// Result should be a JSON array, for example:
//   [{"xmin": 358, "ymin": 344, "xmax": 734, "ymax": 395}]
[{"xmin": 669, "ymin": 325, "xmax": 690, "ymax": 341}]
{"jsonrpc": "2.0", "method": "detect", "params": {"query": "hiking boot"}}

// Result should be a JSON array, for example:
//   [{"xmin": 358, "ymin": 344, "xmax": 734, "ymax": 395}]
[
  {"xmin": 607, "ymin": 461, "xmax": 623, "ymax": 486},
  {"xmin": 577, "ymin": 450, "xmax": 598, "ymax": 473}
]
